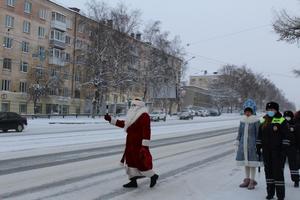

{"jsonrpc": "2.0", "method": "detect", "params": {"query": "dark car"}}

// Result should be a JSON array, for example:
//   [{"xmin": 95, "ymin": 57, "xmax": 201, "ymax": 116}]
[
  {"xmin": 208, "ymin": 109, "xmax": 221, "ymax": 116},
  {"xmin": 0, "ymin": 112, "xmax": 27, "ymax": 132}
]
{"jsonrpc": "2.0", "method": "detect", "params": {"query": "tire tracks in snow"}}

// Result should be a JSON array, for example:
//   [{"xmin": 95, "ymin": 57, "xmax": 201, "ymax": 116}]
[{"xmin": 0, "ymin": 128, "xmax": 237, "ymax": 176}]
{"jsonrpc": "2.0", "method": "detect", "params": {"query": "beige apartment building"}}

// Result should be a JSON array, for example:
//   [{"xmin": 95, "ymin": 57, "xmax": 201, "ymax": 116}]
[{"xmin": 0, "ymin": 0, "xmax": 182, "ymax": 115}]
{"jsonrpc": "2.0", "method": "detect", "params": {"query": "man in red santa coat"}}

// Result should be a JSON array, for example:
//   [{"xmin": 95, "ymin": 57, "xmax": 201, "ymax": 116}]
[{"xmin": 104, "ymin": 98, "xmax": 159, "ymax": 188}]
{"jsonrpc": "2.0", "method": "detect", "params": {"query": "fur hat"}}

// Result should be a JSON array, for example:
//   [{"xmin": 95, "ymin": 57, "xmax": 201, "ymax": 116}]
[
  {"xmin": 283, "ymin": 110, "xmax": 294, "ymax": 119},
  {"xmin": 266, "ymin": 101, "xmax": 279, "ymax": 111},
  {"xmin": 131, "ymin": 98, "xmax": 145, "ymax": 107},
  {"xmin": 243, "ymin": 99, "xmax": 256, "ymax": 114}
]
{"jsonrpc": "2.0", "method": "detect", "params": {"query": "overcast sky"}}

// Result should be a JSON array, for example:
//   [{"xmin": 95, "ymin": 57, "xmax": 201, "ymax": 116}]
[{"xmin": 55, "ymin": 0, "xmax": 300, "ymax": 109}]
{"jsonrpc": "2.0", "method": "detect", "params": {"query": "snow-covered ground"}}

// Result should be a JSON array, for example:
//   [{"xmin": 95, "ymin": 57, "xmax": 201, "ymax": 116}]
[{"xmin": 0, "ymin": 114, "xmax": 298, "ymax": 200}]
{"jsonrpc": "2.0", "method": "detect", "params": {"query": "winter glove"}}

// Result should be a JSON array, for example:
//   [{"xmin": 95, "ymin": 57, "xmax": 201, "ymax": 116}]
[
  {"xmin": 104, "ymin": 114, "xmax": 111, "ymax": 122},
  {"xmin": 256, "ymin": 146, "xmax": 262, "ymax": 158},
  {"xmin": 139, "ymin": 146, "xmax": 152, "ymax": 169}
]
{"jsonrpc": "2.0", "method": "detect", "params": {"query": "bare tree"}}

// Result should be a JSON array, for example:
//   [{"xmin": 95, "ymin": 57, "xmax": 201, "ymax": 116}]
[
  {"xmin": 27, "ymin": 67, "xmax": 65, "ymax": 114},
  {"xmin": 273, "ymin": 10, "xmax": 300, "ymax": 77},
  {"xmin": 85, "ymin": 0, "xmax": 141, "ymax": 117}
]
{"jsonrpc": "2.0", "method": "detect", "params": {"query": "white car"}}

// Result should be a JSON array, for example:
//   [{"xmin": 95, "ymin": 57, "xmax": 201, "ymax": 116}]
[{"xmin": 150, "ymin": 111, "xmax": 167, "ymax": 122}]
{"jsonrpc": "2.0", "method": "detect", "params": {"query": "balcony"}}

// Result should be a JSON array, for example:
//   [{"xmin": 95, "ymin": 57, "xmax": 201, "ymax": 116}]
[
  {"xmin": 50, "ymin": 39, "xmax": 66, "ymax": 49},
  {"xmin": 49, "ymin": 57, "xmax": 65, "ymax": 66},
  {"xmin": 51, "ymin": 20, "xmax": 67, "ymax": 32}
]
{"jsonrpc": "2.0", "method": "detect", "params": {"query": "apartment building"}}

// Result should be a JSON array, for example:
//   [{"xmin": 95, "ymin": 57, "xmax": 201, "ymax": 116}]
[{"xmin": 0, "ymin": 0, "xmax": 182, "ymax": 115}]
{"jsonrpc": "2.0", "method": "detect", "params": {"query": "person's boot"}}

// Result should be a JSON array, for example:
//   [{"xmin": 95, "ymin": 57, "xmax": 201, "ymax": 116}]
[
  {"xmin": 247, "ymin": 179, "xmax": 256, "ymax": 190},
  {"xmin": 265, "ymin": 195, "xmax": 274, "ymax": 199},
  {"xmin": 294, "ymin": 181, "xmax": 299, "ymax": 188},
  {"xmin": 123, "ymin": 178, "xmax": 138, "ymax": 188},
  {"xmin": 239, "ymin": 178, "xmax": 250, "ymax": 188},
  {"xmin": 150, "ymin": 174, "xmax": 159, "ymax": 188}
]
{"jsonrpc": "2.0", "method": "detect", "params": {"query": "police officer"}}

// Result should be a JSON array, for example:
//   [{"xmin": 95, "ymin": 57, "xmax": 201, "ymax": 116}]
[
  {"xmin": 283, "ymin": 111, "xmax": 299, "ymax": 187},
  {"xmin": 257, "ymin": 102, "xmax": 289, "ymax": 200}
]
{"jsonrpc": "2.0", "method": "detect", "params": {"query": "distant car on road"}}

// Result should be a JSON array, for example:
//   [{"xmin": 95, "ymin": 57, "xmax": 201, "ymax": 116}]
[
  {"xmin": 0, "ymin": 112, "xmax": 27, "ymax": 133},
  {"xmin": 150, "ymin": 111, "xmax": 166, "ymax": 122},
  {"xmin": 178, "ymin": 110, "xmax": 194, "ymax": 120}
]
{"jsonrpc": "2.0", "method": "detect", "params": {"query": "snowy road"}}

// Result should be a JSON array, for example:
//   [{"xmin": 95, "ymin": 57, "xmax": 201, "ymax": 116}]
[
  {"xmin": 0, "ymin": 127, "xmax": 236, "ymax": 200},
  {"xmin": 0, "ymin": 115, "xmax": 298, "ymax": 199}
]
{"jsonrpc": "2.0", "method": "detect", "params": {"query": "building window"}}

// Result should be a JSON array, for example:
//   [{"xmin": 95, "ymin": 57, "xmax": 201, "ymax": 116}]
[
  {"xmin": 51, "ymin": 12, "xmax": 66, "ymax": 23},
  {"xmin": 1, "ymin": 102, "xmax": 10, "ymax": 112},
  {"xmin": 6, "ymin": 0, "xmax": 16, "ymax": 7},
  {"xmin": 3, "ymin": 58, "xmax": 12, "ymax": 71},
  {"xmin": 38, "ymin": 46, "xmax": 46, "ymax": 59},
  {"xmin": 49, "ymin": 89, "xmax": 56, "ymax": 96},
  {"xmin": 50, "ymin": 48, "xmax": 64, "ymax": 59},
  {"xmin": 19, "ymin": 103, "xmax": 27, "ymax": 114},
  {"xmin": 21, "ymin": 41, "xmax": 29, "ymax": 53},
  {"xmin": 5, "ymin": 15, "xmax": 14, "ymax": 28},
  {"xmin": 3, "ymin": 37, "xmax": 13, "ymax": 48},
  {"xmin": 39, "ymin": 9, "xmax": 47, "ymax": 20},
  {"xmin": 65, "ymin": 36, "xmax": 71, "ymax": 44},
  {"xmin": 78, "ymin": 24, "xmax": 84, "ymax": 33},
  {"xmin": 50, "ymin": 30, "xmax": 64, "ymax": 41},
  {"xmin": 19, "ymin": 82, "xmax": 27, "ymax": 93},
  {"xmin": 1, "ymin": 80, "xmax": 11, "ymax": 91},
  {"xmin": 20, "ymin": 61, "xmax": 28, "ymax": 72},
  {"xmin": 38, "ymin": 27, "xmax": 45, "ymax": 38},
  {"xmin": 75, "ymin": 72, "xmax": 80, "ymax": 82},
  {"xmin": 23, "ymin": 21, "xmax": 31, "ymax": 33},
  {"xmin": 63, "ymin": 88, "xmax": 69, "ymax": 97},
  {"xmin": 66, "ymin": 19, "xmax": 72, "ymax": 29},
  {"xmin": 65, "ymin": 53, "xmax": 70, "ymax": 62},
  {"xmin": 24, "ymin": 1, "xmax": 32, "ymax": 14},
  {"xmin": 75, "ymin": 90, "xmax": 80, "ymax": 98},
  {"xmin": 64, "ymin": 72, "xmax": 69, "ymax": 80}
]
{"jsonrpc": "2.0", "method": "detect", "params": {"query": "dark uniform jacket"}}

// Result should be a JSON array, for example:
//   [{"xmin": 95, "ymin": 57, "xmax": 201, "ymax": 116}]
[{"xmin": 257, "ymin": 112, "xmax": 289, "ymax": 153}]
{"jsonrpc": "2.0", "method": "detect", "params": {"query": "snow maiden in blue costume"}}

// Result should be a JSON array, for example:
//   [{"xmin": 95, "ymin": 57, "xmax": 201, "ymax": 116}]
[{"xmin": 235, "ymin": 99, "xmax": 261, "ymax": 190}]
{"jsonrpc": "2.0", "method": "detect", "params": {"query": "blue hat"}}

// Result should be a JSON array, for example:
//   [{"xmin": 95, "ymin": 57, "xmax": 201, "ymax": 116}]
[{"xmin": 243, "ymin": 99, "xmax": 257, "ymax": 114}]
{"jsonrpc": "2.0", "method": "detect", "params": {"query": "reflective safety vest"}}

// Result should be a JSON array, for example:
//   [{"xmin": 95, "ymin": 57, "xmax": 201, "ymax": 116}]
[{"xmin": 260, "ymin": 117, "xmax": 285, "ymax": 125}]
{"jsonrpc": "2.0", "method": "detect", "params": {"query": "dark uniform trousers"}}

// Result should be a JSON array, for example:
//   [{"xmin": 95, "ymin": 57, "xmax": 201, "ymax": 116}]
[
  {"xmin": 286, "ymin": 146, "xmax": 300, "ymax": 182},
  {"xmin": 263, "ymin": 150, "xmax": 285, "ymax": 199}
]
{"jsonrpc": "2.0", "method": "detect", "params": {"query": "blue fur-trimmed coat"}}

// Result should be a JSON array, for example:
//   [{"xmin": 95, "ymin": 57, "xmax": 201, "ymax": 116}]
[{"xmin": 235, "ymin": 115, "xmax": 261, "ymax": 167}]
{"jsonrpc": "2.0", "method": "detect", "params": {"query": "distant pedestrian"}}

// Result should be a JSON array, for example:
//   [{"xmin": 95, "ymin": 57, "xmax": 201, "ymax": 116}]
[
  {"xmin": 104, "ymin": 98, "xmax": 159, "ymax": 188},
  {"xmin": 283, "ymin": 110, "xmax": 299, "ymax": 187},
  {"xmin": 235, "ymin": 99, "xmax": 261, "ymax": 190},
  {"xmin": 256, "ymin": 102, "xmax": 289, "ymax": 200}
]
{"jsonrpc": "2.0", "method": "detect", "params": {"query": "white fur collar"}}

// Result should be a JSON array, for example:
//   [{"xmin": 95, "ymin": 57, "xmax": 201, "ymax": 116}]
[
  {"xmin": 241, "ymin": 115, "xmax": 259, "ymax": 124},
  {"xmin": 125, "ymin": 107, "xmax": 148, "ymax": 131}
]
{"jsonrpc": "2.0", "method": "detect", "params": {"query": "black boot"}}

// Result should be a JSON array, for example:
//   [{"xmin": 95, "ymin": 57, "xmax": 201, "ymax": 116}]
[
  {"xmin": 294, "ymin": 181, "xmax": 299, "ymax": 188},
  {"xmin": 266, "ymin": 195, "xmax": 273, "ymax": 199},
  {"xmin": 150, "ymin": 174, "xmax": 159, "ymax": 188},
  {"xmin": 123, "ymin": 178, "xmax": 138, "ymax": 188}
]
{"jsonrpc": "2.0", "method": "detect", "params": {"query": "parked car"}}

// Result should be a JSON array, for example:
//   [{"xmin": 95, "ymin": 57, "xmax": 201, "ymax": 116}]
[
  {"xmin": 208, "ymin": 109, "xmax": 221, "ymax": 116},
  {"xmin": 197, "ymin": 109, "xmax": 209, "ymax": 117},
  {"xmin": 150, "ymin": 111, "xmax": 167, "ymax": 122},
  {"xmin": 0, "ymin": 112, "xmax": 27, "ymax": 133},
  {"xmin": 178, "ymin": 110, "xmax": 194, "ymax": 120}
]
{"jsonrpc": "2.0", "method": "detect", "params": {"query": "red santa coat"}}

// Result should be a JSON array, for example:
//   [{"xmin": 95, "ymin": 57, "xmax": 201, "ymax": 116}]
[{"xmin": 110, "ymin": 108, "xmax": 155, "ymax": 178}]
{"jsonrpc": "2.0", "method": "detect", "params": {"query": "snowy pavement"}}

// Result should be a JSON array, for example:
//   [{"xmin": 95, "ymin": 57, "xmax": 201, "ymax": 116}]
[{"xmin": 0, "ymin": 114, "xmax": 299, "ymax": 199}]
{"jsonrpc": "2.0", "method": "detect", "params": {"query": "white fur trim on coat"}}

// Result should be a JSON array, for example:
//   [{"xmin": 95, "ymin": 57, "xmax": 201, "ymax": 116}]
[
  {"xmin": 142, "ymin": 139, "xmax": 151, "ymax": 147},
  {"xmin": 126, "ymin": 167, "xmax": 155, "ymax": 179},
  {"xmin": 124, "ymin": 107, "xmax": 148, "ymax": 131},
  {"xmin": 240, "ymin": 115, "xmax": 259, "ymax": 124}
]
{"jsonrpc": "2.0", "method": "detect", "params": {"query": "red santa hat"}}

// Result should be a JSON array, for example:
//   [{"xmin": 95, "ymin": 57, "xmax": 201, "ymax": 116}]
[{"xmin": 131, "ymin": 98, "xmax": 145, "ymax": 107}]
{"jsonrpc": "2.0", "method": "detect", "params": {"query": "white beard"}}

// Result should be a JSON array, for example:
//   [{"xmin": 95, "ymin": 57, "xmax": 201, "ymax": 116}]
[{"xmin": 125, "ymin": 106, "xmax": 148, "ymax": 130}]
